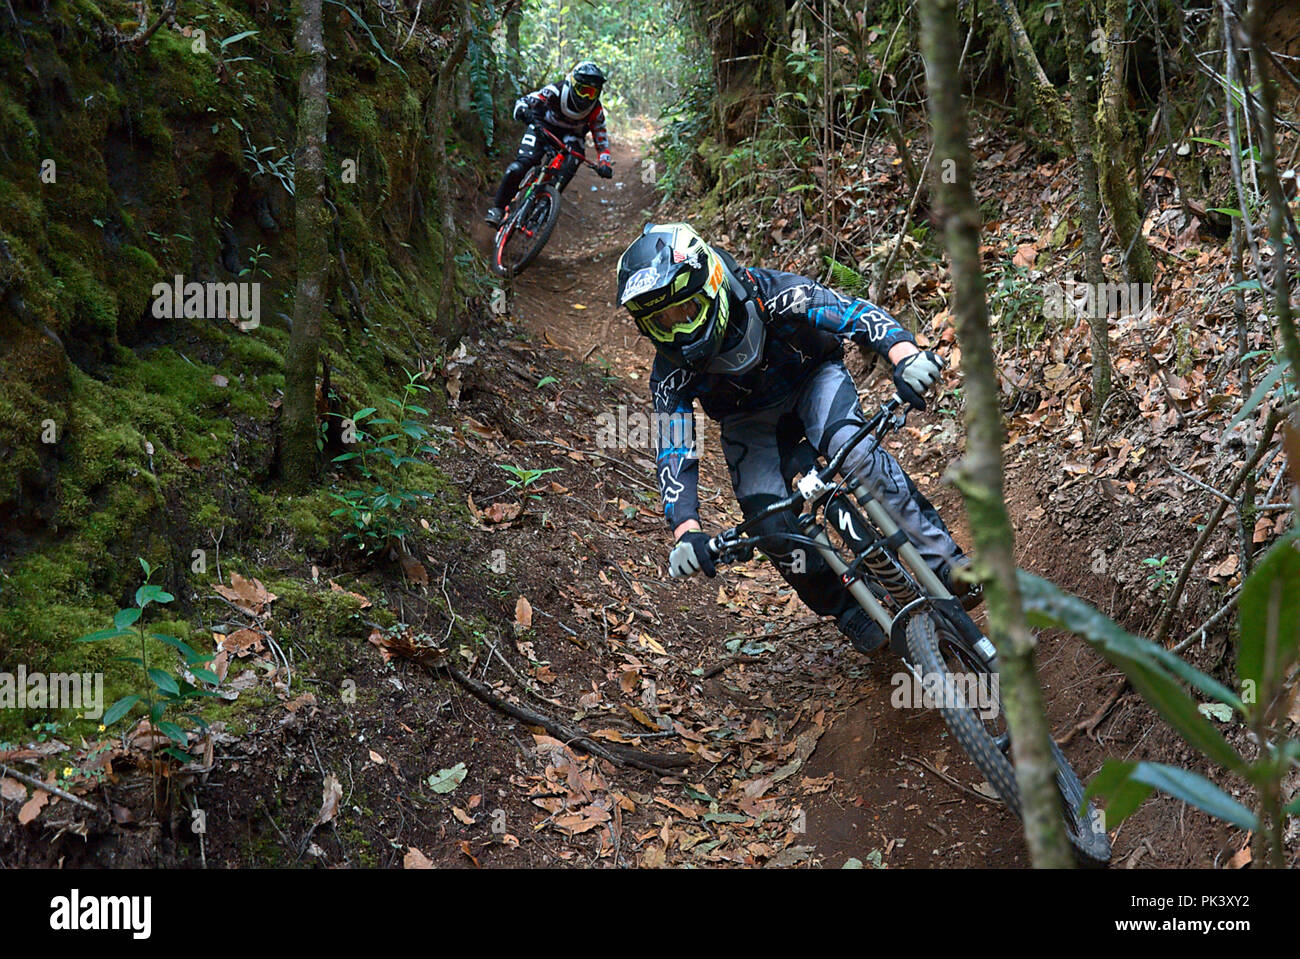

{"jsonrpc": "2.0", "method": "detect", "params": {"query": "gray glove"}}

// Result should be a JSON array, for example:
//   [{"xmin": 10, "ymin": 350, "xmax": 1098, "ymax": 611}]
[
  {"xmin": 892, "ymin": 349, "xmax": 945, "ymax": 410},
  {"xmin": 669, "ymin": 530, "xmax": 716, "ymax": 579}
]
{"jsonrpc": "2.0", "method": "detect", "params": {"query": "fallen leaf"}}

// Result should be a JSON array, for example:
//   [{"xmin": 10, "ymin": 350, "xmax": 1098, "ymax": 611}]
[
  {"xmin": 283, "ymin": 692, "xmax": 317, "ymax": 714},
  {"xmin": 218, "ymin": 627, "xmax": 265, "ymax": 658},
  {"xmin": 458, "ymin": 840, "xmax": 480, "ymax": 866},
  {"xmin": 624, "ymin": 704, "xmax": 659, "ymax": 731},
  {"xmin": 213, "ymin": 572, "xmax": 277, "ymax": 617},
  {"xmin": 515, "ymin": 596, "xmax": 533, "ymax": 630},
  {"xmin": 0, "ymin": 778, "xmax": 26, "ymax": 802},
  {"xmin": 428, "ymin": 762, "xmax": 467, "ymax": 794},
  {"xmin": 328, "ymin": 580, "xmax": 372, "ymax": 608},
  {"xmin": 398, "ymin": 550, "xmax": 429, "ymax": 588},
  {"xmin": 404, "ymin": 846, "xmax": 434, "ymax": 869},
  {"xmin": 483, "ymin": 502, "xmax": 522, "ymax": 525},
  {"xmin": 452, "ymin": 806, "xmax": 476, "ymax": 825},
  {"xmin": 314, "ymin": 774, "xmax": 342, "ymax": 827},
  {"xmin": 18, "ymin": 789, "xmax": 48, "ymax": 825},
  {"xmin": 1208, "ymin": 554, "xmax": 1239, "ymax": 581}
]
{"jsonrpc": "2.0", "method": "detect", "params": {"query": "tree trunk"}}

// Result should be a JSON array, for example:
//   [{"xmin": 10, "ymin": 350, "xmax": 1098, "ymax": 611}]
[
  {"xmin": 918, "ymin": 0, "xmax": 1074, "ymax": 868},
  {"xmin": 506, "ymin": 0, "xmax": 521, "ymax": 91},
  {"xmin": 1246, "ymin": 1, "xmax": 1300, "ymax": 379},
  {"xmin": 282, "ymin": 0, "xmax": 329, "ymax": 491},
  {"xmin": 1244, "ymin": 8, "xmax": 1300, "ymax": 864},
  {"xmin": 1063, "ymin": 0, "xmax": 1112, "ymax": 430},
  {"xmin": 1095, "ymin": 0, "xmax": 1155, "ymax": 288},
  {"xmin": 434, "ymin": 0, "xmax": 473, "ymax": 326},
  {"xmin": 992, "ymin": 0, "xmax": 1070, "ymax": 143}
]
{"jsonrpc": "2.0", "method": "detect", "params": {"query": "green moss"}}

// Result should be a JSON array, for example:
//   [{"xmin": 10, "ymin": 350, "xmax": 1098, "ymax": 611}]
[{"xmin": 0, "ymin": 0, "xmax": 481, "ymax": 753}]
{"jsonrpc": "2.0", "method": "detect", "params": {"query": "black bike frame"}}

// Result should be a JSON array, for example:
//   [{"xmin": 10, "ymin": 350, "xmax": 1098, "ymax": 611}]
[
  {"xmin": 709, "ymin": 393, "xmax": 996, "ymax": 663},
  {"xmin": 501, "ymin": 126, "xmax": 599, "ymax": 226}
]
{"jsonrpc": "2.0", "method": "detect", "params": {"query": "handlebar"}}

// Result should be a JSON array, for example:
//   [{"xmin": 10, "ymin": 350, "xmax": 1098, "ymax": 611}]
[
  {"xmin": 536, "ymin": 124, "xmax": 607, "ymax": 171},
  {"xmin": 706, "ymin": 393, "xmax": 908, "ymax": 566}
]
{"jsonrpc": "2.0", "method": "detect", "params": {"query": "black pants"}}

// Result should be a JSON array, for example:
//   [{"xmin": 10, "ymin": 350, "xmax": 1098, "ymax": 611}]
[
  {"xmin": 720, "ymin": 361, "xmax": 962, "ymax": 618},
  {"xmin": 493, "ymin": 123, "xmax": 584, "ymax": 209}
]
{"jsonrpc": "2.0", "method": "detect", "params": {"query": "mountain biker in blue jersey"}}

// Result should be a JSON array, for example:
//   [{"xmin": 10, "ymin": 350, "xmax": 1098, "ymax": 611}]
[
  {"xmin": 485, "ymin": 61, "xmax": 613, "ymax": 228},
  {"xmin": 615, "ymin": 223, "xmax": 979, "ymax": 653}
]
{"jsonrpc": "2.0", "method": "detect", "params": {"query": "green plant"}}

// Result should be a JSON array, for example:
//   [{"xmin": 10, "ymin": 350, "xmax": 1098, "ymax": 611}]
[
  {"xmin": 986, "ymin": 251, "xmax": 1047, "ymax": 348},
  {"xmin": 1020, "ymin": 533, "xmax": 1300, "ymax": 867},
  {"xmin": 77, "ymin": 558, "xmax": 220, "ymax": 761},
  {"xmin": 1142, "ymin": 555, "xmax": 1177, "ymax": 592},
  {"xmin": 329, "ymin": 369, "xmax": 439, "ymax": 552},
  {"xmin": 823, "ymin": 255, "xmax": 869, "ymax": 295},
  {"xmin": 239, "ymin": 243, "xmax": 271, "ymax": 279},
  {"xmin": 496, "ymin": 463, "xmax": 561, "ymax": 500}
]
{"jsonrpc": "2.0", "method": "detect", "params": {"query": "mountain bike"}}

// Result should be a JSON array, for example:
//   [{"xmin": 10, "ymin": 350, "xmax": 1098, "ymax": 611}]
[
  {"xmin": 706, "ymin": 394, "xmax": 1113, "ymax": 864},
  {"xmin": 492, "ymin": 125, "xmax": 604, "ymax": 278}
]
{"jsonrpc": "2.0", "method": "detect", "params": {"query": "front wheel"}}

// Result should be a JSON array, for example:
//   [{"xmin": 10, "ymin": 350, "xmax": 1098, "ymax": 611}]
[
  {"xmin": 903, "ymin": 611, "xmax": 1112, "ymax": 864},
  {"xmin": 493, "ymin": 183, "xmax": 561, "ymax": 278}
]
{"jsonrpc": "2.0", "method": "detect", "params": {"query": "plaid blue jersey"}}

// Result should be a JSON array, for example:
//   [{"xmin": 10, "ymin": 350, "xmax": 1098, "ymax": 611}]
[{"xmin": 650, "ymin": 267, "xmax": 915, "ymax": 529}]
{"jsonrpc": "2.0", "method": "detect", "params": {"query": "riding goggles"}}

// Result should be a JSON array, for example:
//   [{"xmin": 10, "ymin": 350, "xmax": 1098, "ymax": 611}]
[
  {"xmin": 571, "ymin": 80, "xmax": 600, "ymax": 100},
  {"xmin": 634, "ymin": 292, "xmax": 711, "ymax": 344}
]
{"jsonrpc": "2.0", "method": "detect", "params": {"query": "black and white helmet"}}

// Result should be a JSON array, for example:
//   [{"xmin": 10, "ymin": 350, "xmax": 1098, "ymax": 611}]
[{"xmin": 560, "ymin": 61, "xmax": 605, "ymax": 119}]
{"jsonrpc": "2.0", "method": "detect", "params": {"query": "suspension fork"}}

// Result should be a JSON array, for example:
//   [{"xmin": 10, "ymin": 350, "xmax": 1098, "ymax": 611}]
[
  {"xmin": 852, "ymin": 482, "xmax": 998, "ymax": 663},
  {"xmin": 795, "ymin": 513, "xmax": 895, "ymax": 635}
]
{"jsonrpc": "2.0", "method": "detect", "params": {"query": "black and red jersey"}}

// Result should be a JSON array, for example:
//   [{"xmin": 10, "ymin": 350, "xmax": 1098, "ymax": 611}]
[{"xmin": 516, "ymin": 83, "xmax": 610, "ymax": 156}]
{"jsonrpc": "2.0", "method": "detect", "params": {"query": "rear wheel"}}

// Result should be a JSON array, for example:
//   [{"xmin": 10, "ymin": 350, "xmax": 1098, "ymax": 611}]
[
  {"xmin": 493, "ymin": 183, "xmax": 560, "ymax": 278},
  {"xmin": 903, "ymin": 611, "xmax": 1111, "ymax": 864}
]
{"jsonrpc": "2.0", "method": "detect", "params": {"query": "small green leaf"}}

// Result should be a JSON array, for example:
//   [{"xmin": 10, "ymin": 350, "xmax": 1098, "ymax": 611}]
[
  {"xmin": 427, "ymin": 762, "xmax": 467, "ymax": 794},
  {"xmin": 152, "ymin": 633, "xmax": 199, "ymax": 661},
  {"xmin": 702, "ymin": 811, "xmax": 749, "ymax": 823},
  {"xmin": 103, "ymin": 695, "xmax": 142, "ymax": 726},
  {"xmin": 219, "ymin": 29, "xmax": 258, "ymax": 48},
  {"xmin": 78, "ymin": 627, "xmax": 132, "ymax": 643},
  {"xmin": 135, "ymin": 584, "xmax": 175, "ymax": 608},
  {"xmin": 157, "ymin": 721, "xmax": 189, "ymax": 745},
  {"xmin": 188, "ymin": 667, "xmax": 221, "ymax": 686},
  {"xmin": 148, "ymin": 669, "xmax": 180, "ymax": 697},
  {"xmin": 114, "ymin": 607, "xmax": 142, "ymax": 629}
]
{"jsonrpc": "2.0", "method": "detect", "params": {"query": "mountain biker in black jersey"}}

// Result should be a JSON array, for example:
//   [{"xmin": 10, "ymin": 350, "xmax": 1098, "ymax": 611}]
[
  {"xmin": 615, "ymin": 223, "xmax": 980, "ymax": 653},
  {"xmin": 485, "ymin": 61, "xmax": 613, "ymax": 228}
]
